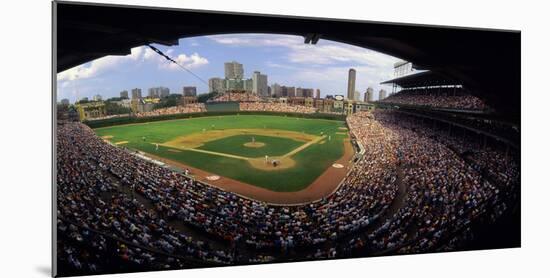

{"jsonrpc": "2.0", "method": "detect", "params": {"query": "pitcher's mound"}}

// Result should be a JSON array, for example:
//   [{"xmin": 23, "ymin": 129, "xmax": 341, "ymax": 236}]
[
  {"xmin": 249, "ymin": 157, "xmax": 296, "ymax": 171},
  {"xmin": 244, "ymin": 142, "xmax": 265, "ymax": 148}
]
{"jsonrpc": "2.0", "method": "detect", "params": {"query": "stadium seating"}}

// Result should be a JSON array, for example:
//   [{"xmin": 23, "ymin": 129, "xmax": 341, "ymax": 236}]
[
  {"xmin": 56, "ymin": 108, "xmax": 519, "ymax": 273},
  {"xmin": 240, "ymin": 102, "xmax": 317, "ymax": 114},
  {"xmin": 379, "ymin": 88, "xmax": 487, "ymax": 110},
  {"xmin": 135, "ymin": 103, "xmax": 206, "ymax": 118}
]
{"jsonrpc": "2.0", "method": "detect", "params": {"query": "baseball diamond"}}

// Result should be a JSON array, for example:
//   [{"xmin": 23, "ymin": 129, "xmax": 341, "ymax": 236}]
[{"xmin": 95, "ymin": 114, "xmax": 352, "ymax": 197}]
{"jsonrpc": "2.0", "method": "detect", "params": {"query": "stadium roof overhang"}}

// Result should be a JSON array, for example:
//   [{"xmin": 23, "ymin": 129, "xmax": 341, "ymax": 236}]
[
  {"xmin": 380, "ymin": 71, "xmax": 458, "ymax": 88},
  {"xmin": 54, "ymin": 1, "xmax": 521, "ymax": 120}
]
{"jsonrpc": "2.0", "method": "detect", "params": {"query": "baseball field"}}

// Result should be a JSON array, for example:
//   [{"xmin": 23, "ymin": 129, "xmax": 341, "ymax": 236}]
[{"xmin": 94, "ymin": 114, "xmax": 350, "ymax": 193}]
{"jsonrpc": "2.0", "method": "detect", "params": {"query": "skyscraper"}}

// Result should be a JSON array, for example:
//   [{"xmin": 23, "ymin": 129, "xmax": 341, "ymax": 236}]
[
  {"xmin": 225, "ymin": 79, "xmax": 244, "ymax": 91},
  {"xmin": 183, "ymin": 86, "xmax": 197, "ymax": 97},
  {"xmin": 159, "ymin": 87, "xmax": 170, "ymax": 98},
  {"xmin": 148, "ymin": 87, "xmax": 169, "ymax": 98},
  {"xmin": 379, "ymin": 89, "xmax": 387, "ymax": 100},
  {"xmin": 208, "ymin": 78, "xmax": 225, "ymax": 93},
  {"xmin": 244, "ymin": 78, "xmax": 253, "ymax": 92},
  {"xmin": 271, "ymin": 83, "xmax": 282, "ymax": 97},
  {"xmin": 354, "ymin": 91, "xmax": 361, "ymax": 101},
  {"xmin": 296, "ymin": 87, "xmax": 314, "ymax": 98},
  {"xmin": 120, "ymin": 90, "xmax": 129, "ymax": 99},
  {"xmin": 347, "ymin": 68, "xmax": 356, "ymax": 100},
  {"xmin": 252, "ymin": 71, "xmax": 268, "ymax": 96},
  {"xmin": 365, "ymin": 87, "xmax": 374, "ymax": 102},
  {"xmin": 148, "ymin": 88, "xmax": 158, "ymax": 98},
  {"xmin": 131, "ymin": 88, "xmax": 142, "ymax": 99},
  {"xmin": 315, "ymin": 89, "xmax": 321, "ymax": 99},
  {"xmin": 281, "ymin": 86, "xmax": 296, "ymax": 97},
  {"xmin": 224, "ymin": 61, "xmax": 244, "ymax": 79}
]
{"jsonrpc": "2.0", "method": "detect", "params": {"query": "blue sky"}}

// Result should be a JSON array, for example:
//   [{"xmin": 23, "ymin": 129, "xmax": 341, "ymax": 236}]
[{"xmin": 57, "ymin": 34, "xmax": 401, "ymax": 103}]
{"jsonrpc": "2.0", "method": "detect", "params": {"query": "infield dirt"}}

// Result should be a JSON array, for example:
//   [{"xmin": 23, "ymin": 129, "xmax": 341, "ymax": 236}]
[{"xmin": 141, "ymin": 138, "xmax": 354, "ymax": 205}]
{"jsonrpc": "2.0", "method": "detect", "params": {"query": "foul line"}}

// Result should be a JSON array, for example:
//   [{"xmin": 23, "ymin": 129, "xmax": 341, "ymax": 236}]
[
  {"xmin": 281, "ymin": 135, "xmax": 326, "ymax": 158},
  {"xmin": 179, "ymin": 147, "xmax": 250, "ymax": 160},
  {"xmin": 156, "ymin": 135, "xmax": 326, "ymax": 161}
]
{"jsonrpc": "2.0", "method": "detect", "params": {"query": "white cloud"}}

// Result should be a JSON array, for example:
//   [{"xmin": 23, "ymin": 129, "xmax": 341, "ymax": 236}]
[
  {"xmin": 271, "ymin": 64, "xmax": 394, "ymax": 97},
  {"xmin": 57, "ymin": 55, "xmax": 121, "ymax": 81},
  {"xmin": 159, "ymin": 52, "xmax": 209, "ymax": 70},
  {"xmin": 143, "ymin": 47, "xmax": 157, "ymax": 61},
  {"xmin": 265, "ymin": 61, "xmax": 297, "ymax": 70},
  {"xmin": 208, "ymin": 34, "xmax": 400, "ymax": 69},
  {"xmin": 210, "ymin": 34, "xmax": 399, "ymax": 97},
  {"xmin": 57, "ymin": 46, "xmax": 209, "ymax": 81},
  {"xmin": 287, "ymin": 43, "xmax": 399, "ymax": 68},
  {"xmin": 209, "ymin": 34, "xmax": 301, "ymax": 48}
]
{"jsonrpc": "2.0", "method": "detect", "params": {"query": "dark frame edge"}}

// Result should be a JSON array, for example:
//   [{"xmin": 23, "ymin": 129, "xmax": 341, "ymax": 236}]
[
  {"xmin": 52, "ymin": 1, "xmax": 58, "ymax": 277},
  {"xmin": 54, "ymin": 0, "xmax": 520, "ymax": 34}
]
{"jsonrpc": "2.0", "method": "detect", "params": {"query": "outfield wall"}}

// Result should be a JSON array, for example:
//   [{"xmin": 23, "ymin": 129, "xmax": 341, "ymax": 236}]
[
  {"xmin": 83, "ymin": 111, "xmax": 346, "ymax": 128},
  {"xmin": 205, "ymin": 101, "xmax": 240, "ymax": 112}
]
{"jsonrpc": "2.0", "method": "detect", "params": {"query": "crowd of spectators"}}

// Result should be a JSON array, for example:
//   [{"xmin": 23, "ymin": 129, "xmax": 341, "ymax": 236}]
[
  {"xmin": 240, "ymin": 102, "xmax": 317, "ymax": 114},
  {"xmin": 56, "ymin": 118, "xmax": 399, "ymax": 269},
  {"xmin": 379, "ymin": 89, "xmax": 487, "ymax": 110},
  {"xmin": 375, "ymin": 111, "xmax": 519, "ymax": 188},
  {"xmin": 402, "ymin": 109, "xmax": 520, "ymax": 143},
  {"xmin": 56, "ymin": 122, "xmax": 233, "ymax": 273},
  {"xmin": 56, "ymin": 107, "xmax": 519, "ymax": 272},
  {"xmin": 135, "ymin": 103, "xmax": 205, "ymax": 118},
  {"xmin": 366, "ymin": 110, "xmax": 517, "ymax": 253}
]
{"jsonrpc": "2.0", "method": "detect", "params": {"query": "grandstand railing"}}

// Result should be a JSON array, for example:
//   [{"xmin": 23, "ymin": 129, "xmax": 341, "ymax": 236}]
[{"xmin": 374, "ymin": 101, "xmax": 490, "ymax": 113}]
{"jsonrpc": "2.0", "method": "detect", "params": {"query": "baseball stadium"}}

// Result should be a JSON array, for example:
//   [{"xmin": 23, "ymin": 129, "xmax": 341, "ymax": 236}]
[{"xmin": 54, "ymin": 3, "xmax": 521, "ymax": 277}]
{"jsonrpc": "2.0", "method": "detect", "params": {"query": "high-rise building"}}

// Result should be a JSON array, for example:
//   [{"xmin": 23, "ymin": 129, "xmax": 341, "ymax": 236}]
[
  {"xmin": 244, "ymin": 78, "xmax": 253, "ymax": 92},
  {"xmin": 271, "ymin": 83, "xmax": 282, "ymax": 97},
  {"xmin": 93, "ymin": 94, "xmax": 102, "ymax": 101},
  {"xmin": 225, "ymin": 79, "xmax": 244, "ymax": 91},
  {"xmin": 148, "ymin": 87, "xmax": 169, "ymax": 98},
  {"xmin": 365, "ymin": 87, "xmax": 374, "ymax": 102},
  {"xmin": 281, "ymin": 86, "xmax": 296, "ymax": 98},
  {"xmin": 315, "ymin": 89, "xmax": 321, "ymax": 99},
  {"xmin": 183, "ymin": 86, "xmax": 197, "ymax": 97},
  {"xmin": 224, "ymin": 61, "xmax": 244, "ymax": 79},
  {"xmin": 354, "ymin": 91, "xmax": 361, "ymax": 101},
  {"xmin": 379, "ymin": 89, "xmax": 387, "ymax": 100},
  {"xmin": 208, "ymin": 78, "xmax": 225, "ymax": 93},
  {"xmin": 160, "ymin": 87, "xmax": 170, "ymax": 98},
  {"xmin": 305, "ymin": 88, "xmax": 314, "ymax": 98},
  {"xmin": 347, "ymin": 68, "xmax": 356, "ymax": 100},
  {"xmin": 148, "ymin": 88, "xmax": 158, "ymax": 98},
  {"xmin": 131, "ymin": 88, "xmax": 142, "ymax": 99},
  {"xmin": 120, "ymin": 90, "xmax": 129, "ymax": 99},
  {"xmin": 296, "ymin": 87, "xmax": 314, "ymax": 98},
  {"xmin": 252, "ymin": 71, "xmax": 268, "ymax": 96},
  {"xmin": 60, "ymin": 98, "xmax": 70, "ymax": 105}
]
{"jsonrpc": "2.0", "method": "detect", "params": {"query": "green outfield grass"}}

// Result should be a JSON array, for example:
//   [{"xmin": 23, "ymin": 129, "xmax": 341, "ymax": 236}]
[{"xmin": 94, "ymin": 115, "xmax": 347, "ymax": 192}]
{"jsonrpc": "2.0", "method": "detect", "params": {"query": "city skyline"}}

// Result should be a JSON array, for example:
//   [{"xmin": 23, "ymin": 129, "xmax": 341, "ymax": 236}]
[{"xmin": 57, "ymin": 34, "xmax": 400, "ymax": 103}]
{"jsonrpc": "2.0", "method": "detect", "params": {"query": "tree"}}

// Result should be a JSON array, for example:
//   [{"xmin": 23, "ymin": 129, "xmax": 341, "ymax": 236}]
[
  {"xmin": 197, "ymin": 92, "xmax": 219, "ymax": 103},
  {"xmin": 104, "ymin": 101, "xmax": 131, "ymax": 115}
]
